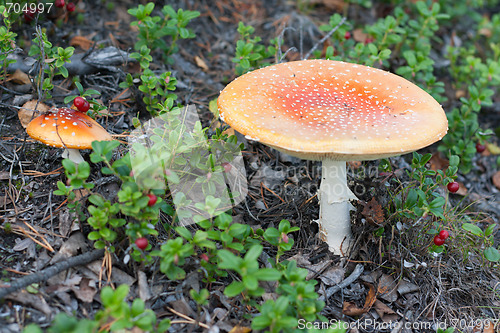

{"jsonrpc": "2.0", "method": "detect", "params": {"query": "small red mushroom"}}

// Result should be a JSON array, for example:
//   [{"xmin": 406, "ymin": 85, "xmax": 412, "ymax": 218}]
[{"xmin": 26, "ymin": 107, "xmax": 113, "ymax": 163}]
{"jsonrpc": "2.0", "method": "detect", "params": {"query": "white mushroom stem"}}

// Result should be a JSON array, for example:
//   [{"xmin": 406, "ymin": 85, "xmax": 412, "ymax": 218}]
[
  {"xmin": 61, "ymin": 148, "xmax": 84, "ymax": 164},
  {"xmin": 316, "ymin": 159, "xmax": 358, "ymax": 254}
]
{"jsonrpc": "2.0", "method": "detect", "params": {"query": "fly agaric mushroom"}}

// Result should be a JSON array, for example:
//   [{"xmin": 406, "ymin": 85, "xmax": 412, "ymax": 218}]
[
  {"xmin": 218, "ymin": 60, "xmax": 448, "ymax": 254},
  {"xmin": 27, "ymin": 107, "xmax": 113, "ymax": 163}
]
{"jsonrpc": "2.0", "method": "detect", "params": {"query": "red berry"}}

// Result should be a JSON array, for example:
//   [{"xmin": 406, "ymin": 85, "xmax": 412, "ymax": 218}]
[
  {"xmin": 365, "ymin": 37, "xmax": 374, "ymax": 44},
  {"xmin": 476, "ymin": 142, "xmax": 486, "ymax": 153},
  {"xmin": 147, "ymin": 193, "xmax": 157, "ymax": 206},
  {"xmin": 135, "ymin": 237, "xmax": 148, "ymax": 250},
  {"xmin": 344, "ymin": 31, "xmax": 351, "ymax": 40},
  {"xmin": 66, "ymin": 2, "xmax": 76, "ymax": 12},
  {"xmin": 80, "ymin": 99, "xmax": 90, "ymax": 112},
  {"xmin": 200, "ymin": 253, "xmax": 209, "ymax": 262},
  {"xmin": 73, "ymin": 96, "xmax": 86, "ymax": 110},
  {"xmin": 433, "ymin": 235, "xmax": 445, "ymax": 246},
  {"xmin": 222, "ymin": 162, "xmax": 232, "ymax": 173},
  {"xmin": 55, "ymin": 0, "xmax": 65, "ymax": 8},
  {"xmin": 438, "ymin": 230, "xmax": 449, "ymax": 239},
  {"xmin": 447, "ymin": 181, "xmax": 459, "ymax": 193},
  {"xmin": 24, "ymin": 9, "xmax": 36, "ymax": 22}
]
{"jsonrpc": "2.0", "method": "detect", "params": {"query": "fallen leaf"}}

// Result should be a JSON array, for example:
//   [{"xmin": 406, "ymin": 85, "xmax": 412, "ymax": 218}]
[
  {"xmin": 6, "ymin": 291, "xmax": 52, "ymax": 316},
  {"xmin": 397, "ymin": 280, "xmax": 419, "ymax": 295},
  {"xmin": 13, "ymin": 238, "xmax": 34, "ymax": 252},
  {"xmin": 486, "ymin": 142, "xmax": 500, "ymax": 155},
  {"xmin": 342, "ymin": 283, "xmax": 377, "ymax": 316},
  {"xmin": 194, "ymin": 55, "xmax": 209, "ymax": 71},
  {"xmin": 229, "ymin": 326, "xmax": 252, "ymax": 333},
  {"xmin": 305, "ymin": 260, "xmax": 332, "ymax": 280},
  {"xmin": 18, "ymin": 100, "xmax": 50, "ymax": 128},
  {"xmin": 361, "ymin": 197, "xmax": 385, "ymax": 225},
  {"xmin": 72, "ymin": 278, "xmax": 97, "ymax": 303},
  {"xmin": 377, "ymin": 274, "xmax": 398, "ymax": 302},
  {"xmin": 70, "ymin": 35, "xmax": 93, "ymax": 50},
  {"xmin": 308, "ymin": 0, "xmax": 346, "ymax": 11},
  {"xmin": 137, "ymin": 271, "xmax": 151, "ymax": 302},
  {"xmin": 373, "ymin": 300, "xmax": 398, "ymax": 322},
  {"xmin": 208, "ymin": 98, "xmax": 219, "ymax": 117},
  {"xmin": 8, "ymin": 69, "xmax": 31, "ymax": 85},
  {"xmin": 0, "ymin": 171, "xmax": 9, "ymax": 180},
  {"xmin": 50, "ymin": 232, "xmax": 87, "ymax": 264},
  {"xmin": 493, "ymin": 171, "xmax": 500, "ymax": 190},
  {"xmin": 317, "ymin": 266, "xmax": 345, "ymax": 286},
  {"xmin": 455, "ymin": 181, "xmax": 468, "ymax": 196},
  {"xmin": 169, "ymin": 298, "xmax": 195, "ymax": 317},
  {"xmin": 353, "ymin": 29, "xmax": 369, "ymax": 43},
  {"xmin": 428, "ymin": 153, "xmax": 448, "ymax": 171},
  {"xmin": 455, "ymin": 89, "xmax": 466, "ymax": 99}
]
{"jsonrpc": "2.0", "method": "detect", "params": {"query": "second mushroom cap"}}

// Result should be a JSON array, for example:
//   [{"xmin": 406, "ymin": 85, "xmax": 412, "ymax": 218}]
[{"xmin": 218, "ymin": 59, "xmax": 448, "ymax": 161}]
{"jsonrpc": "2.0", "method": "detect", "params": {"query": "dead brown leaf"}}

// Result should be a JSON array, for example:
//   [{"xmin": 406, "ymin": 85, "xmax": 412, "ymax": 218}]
[
  {"xmin": 309, "ymin": 0, "xmax": 346, "ymax": 11},
  {"xmin": 493, "ymin": 171, "xmax": 500, "ymax": 190},
  {"xmin": 353, "ymin": 29, "xmax": 369, "ymax": 43},
  {"xmin": 0, "ymin": 171, "xmax": 9, "ymax": 180},
  {"xmin": 194, "ymin": 55, "xmax": 209, "ymax": 71},
  {"xmin": 317, "ymin": 266, "xmax": 345, "ymax": 286},
  {"xmin": 69, "ymin": 35, "xmax": 93, "ymax": 50},
  {"xmin": 397, "ymin": 280, "xmax": 419, "ymax": 295},
  {"xmin": 18, "ymin": 100, "xmax": 50, "ymax": 128},
  {"xmin": 361, "ymin": 197, "xmax": 385, "ymax": 225},
  {"xmin": 6, "ymin": 291, "xmax": 52, "ymax": 316},
  {"xmin": 229, "ymin": 326, "xmax": 252, "ymax": 333},
  {"xmin": 72, "ymin": 278, "xmax": 97, "ymax": 303},
  {"xmin": 373, "ymin": 300, "xmax": 398, "ymax": 322},
  {"xmin": 429, "ymin": 153, "xmax": 448, "ymax": 171},
  {"xmin": 342, "ymin": 283, "xmax": 377, "ymax": 316},
  {"xmin": 377, "ymin": 274, "xmax": 398, "ymax": 302},
  {"xmin": 50, "ymin": 232, "xmax": 87, "ymax": 264},
  {"xmin": 8, "ymin": 69, "xmax": 31, "ymax": 85},
  {"xmin": 454, "ymin": 181, "xmax": 468, "ymax": 196}
]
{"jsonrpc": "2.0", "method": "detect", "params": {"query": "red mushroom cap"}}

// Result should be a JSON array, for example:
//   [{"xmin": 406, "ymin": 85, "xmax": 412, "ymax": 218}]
[
  {"xmin": 26, "ymin": 107, "xmax": 112, "ymax": 149},
  {"xmin": 218, "ymin": 60, "xmax": 448, "ymax": 161}
]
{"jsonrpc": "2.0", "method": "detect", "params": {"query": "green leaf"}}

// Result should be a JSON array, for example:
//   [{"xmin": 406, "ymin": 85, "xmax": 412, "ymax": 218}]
[
  {"xmin": 218, "ymin": 249, "xmax": 242, "ymax": 271},
  {"xmin": 484, "ymin": 224, "xmax": 496, "ymax": 237},
  {"xmin": 243, "ymin": 275, "xmax": 258, "ymax": 290},
  {"xmin": 462, "ymin": 223, "xmax": 483, "ymax": 237},
  {"xmin": 175, "ymin": 227, "xmax": 193, "ymax": 240},
  {"xmin": 484, "ymin": 247, "xmax": 500, "ymax": 262},
  {"xmin": 224, "ymin": 281, "xmax": 245, "ymax": 297},
  {"xmin": 256, "ymin": 268, "xmax": 281, "ymax": 281},
  {"xmin": 244, "ymin": 244, "xmax": 262, "ymax": 262},
  {"xmin": 62, "ymin": 159, "xmax": 77, "ymax": 175}
]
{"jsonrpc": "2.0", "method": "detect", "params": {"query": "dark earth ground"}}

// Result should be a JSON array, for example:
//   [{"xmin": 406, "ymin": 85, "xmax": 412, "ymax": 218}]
[{"xmin": 1, "ymin": 0, "xmax": 500, "ymax": 332}]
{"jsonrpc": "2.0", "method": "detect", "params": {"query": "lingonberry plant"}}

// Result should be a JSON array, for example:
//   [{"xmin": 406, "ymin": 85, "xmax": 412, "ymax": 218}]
[
  {"xmin": 0, "ymin": 5, "xmax": 17, "ymax": 83},
  {"xmin": 28, "ymin": 29, "xmax": 75, "ymax": 100},
  {"xmin": 232, "ymin": 22, "xmax": 277, "ymax": 76},
  {"xmin": 119, "ymin": 3, "xmax": 199, "ymax": 115},
  {"xmin": 381, "ymin": 153, "xmax": 459, "ymax": 221}
]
